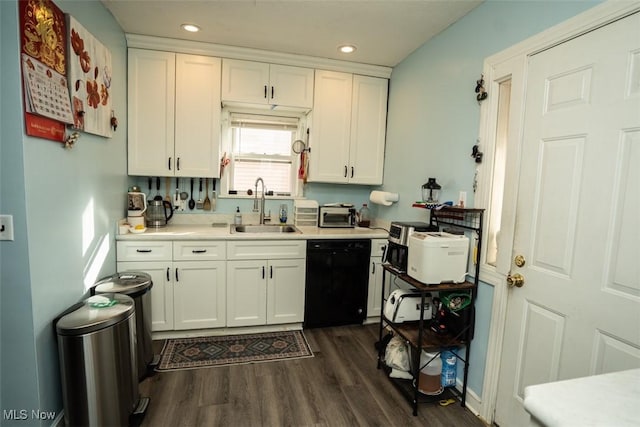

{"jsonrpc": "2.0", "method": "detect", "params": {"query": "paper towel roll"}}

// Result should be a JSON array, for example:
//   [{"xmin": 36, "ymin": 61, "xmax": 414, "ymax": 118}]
[{"xmin": 369, "ymin": 191, "xmax": 399, "ymax": 206}]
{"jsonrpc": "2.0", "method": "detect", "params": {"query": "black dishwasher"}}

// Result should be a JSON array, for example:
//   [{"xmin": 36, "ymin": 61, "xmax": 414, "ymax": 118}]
[{"xmin": 304, "ymin": 239, "xmax": 371, "ymax": 328}]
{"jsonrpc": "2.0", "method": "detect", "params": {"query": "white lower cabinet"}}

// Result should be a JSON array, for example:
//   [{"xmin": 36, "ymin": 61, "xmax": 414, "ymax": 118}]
[
  {"xmin": 173, "ymin": 261, "xmax": 226, "ymax": 330},
  {"xmin": 226, "ymin": 240, "xmax": 306, "ymax": 327},
  {"xmin": 116, "ymin": 241, "xmax": 226, "ymax": 332},
  {"xmin": 367, "ymin": 239, "xmax": 389, "ymax": 318}
]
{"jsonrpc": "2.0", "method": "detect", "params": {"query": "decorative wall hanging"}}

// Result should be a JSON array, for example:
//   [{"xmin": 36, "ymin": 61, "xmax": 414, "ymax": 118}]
[
  {"xmin": 475, "ymin": 74, "xmax": 487, "ymax": 103},
  {"xmin": 19, "ymin": 0, "xmax": 71, "ymax": 142},
  {"xmin": 66, "ymin": 15, "xmax": 113, "ymax": 137}
]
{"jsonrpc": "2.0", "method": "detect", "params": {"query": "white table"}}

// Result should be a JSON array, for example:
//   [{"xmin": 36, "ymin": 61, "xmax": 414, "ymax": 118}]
[{"xmin": 523, "ymin": 368, "xmax": 640, "ymax": 427}]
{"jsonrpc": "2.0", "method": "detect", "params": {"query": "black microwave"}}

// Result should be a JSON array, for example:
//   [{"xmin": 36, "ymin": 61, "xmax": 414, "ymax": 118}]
[{"xmin": 385, "ymin": 241, "xmax": 409, "ymax": 273}]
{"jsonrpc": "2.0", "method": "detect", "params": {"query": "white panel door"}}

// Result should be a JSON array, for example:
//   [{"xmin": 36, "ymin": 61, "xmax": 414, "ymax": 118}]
[
  {"xmin": 349, "ymin": 75, "xmax": 388, "ymax": 185},
  {"xmin": 174, "ymin": 54, "xmax": 222, "ymax": 177},
  {"xmin": 226, "ymin": 260, "xmax": 267, "ymax": 326},
  {"xmin": 173, "ymin": 261, "xmax": 226, "ymax": 330},
  {"xmin": 495, "ymin": 12, "xmax": 640, "ymax": 426},
  {"xmin": 221, "ymin": 59, "xmax": 269, "ymax": 104},
  {"xmin": 308, "ymin": 70, "xmax": 353, "ymax": 183},
  {"xmin": 269, "ymin": 64, "xmax": 314, "ymax": 109},
  {"xmin": 117, "ymin": 261, "xmax": 173, "ymax": 332},
  {"xmin": 266, "ymin": 259, "xmax": 305, "ymax": 324},
  {"xmin": 127, "ymin": 49, "xmax": 175, "ymax": 176}
]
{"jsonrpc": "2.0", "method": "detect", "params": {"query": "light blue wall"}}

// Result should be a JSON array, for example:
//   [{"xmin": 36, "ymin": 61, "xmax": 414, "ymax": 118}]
[
  {"xmin": 1, "ymin": 0, "xmax": 128, "ymax": 424},
  {"xmin": 381, "ymin": 0, "xmax": 600, "ymax": 398}
]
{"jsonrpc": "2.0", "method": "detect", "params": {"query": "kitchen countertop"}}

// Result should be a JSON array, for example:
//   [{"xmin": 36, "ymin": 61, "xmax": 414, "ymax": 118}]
[
  {"xmin": 523, "ymin": 368, "xmax": 640, "ymax": 427},
  {"xmin": 116, "ymin": 223, "xmax": 389, "ymax": 241}
]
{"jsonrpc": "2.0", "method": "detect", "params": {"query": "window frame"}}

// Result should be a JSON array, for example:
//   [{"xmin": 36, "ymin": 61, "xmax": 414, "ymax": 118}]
[{"xmin": 219, "ymin": 107, "xmax": 308, "ymax": 199}]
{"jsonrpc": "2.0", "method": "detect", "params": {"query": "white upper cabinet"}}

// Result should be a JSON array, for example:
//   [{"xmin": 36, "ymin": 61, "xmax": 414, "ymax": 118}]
[
  {"xmin": 128, "ymin": 49, "xmax": 175, "ymax": 177},
  {"xmin": 221, "ymin": 59, "xmax": 314, "ymax": 109},
  {"xmin": 128, "ymin": 49, "xmax": 222, "ymax": 177},
  {"xmin": 349, "ymin": 75, "xmax": 389, "ymax": 185},
  {"xmin": 174, "ymin": 54, "xmax": 222, "ymax": 177},
  {"xmin": 308, "ymin": 71, "xmax": 388, "ymax": 185}
]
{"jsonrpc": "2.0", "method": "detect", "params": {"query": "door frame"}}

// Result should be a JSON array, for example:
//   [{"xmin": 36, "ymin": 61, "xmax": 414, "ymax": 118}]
[{"xmin": 475, "ymin": 1, "xmax": 640, "ymax": 423}]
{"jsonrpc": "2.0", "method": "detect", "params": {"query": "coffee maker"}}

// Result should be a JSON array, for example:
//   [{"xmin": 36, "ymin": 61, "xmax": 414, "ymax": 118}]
[{"xmin": 127, "ymin": 188, "xmax": 147, "ymax": 228}]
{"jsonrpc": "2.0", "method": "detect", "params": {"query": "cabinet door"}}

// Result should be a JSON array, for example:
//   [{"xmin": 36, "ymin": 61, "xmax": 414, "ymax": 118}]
[
  {"xmin": 117, "ymin": 261, "xmax": 174, "ymax": 332},
  {"xmin": 127, "ymin": 49, "xmax": 175, "ymax": 176},
  {"xmin": 267, "ymin": 259, "xmax": 306, "ymax": 324},
  {"xmin": 226, "ymin": 260, "xmax": 267, "ymax": 326},
  {"xmin": 308, "ymin": 70, "xmax": 352, "ymax": 183},
  {"xmin": 367, "ymin": 257, "xmax": 389, "ymax": 319},
  {"xmin": 269, "ymin": 64, "xmax": 314, "ymax": 109},
  {"xmin": 349, "ymin": 75, "xmax": 388, "ymax": 185},
  {"xmin": 173, "ymin": 261, "xmax": 226, "ymax": 330},
  {"xmin": 175, "ymin": 54, "xmax": 222, "ymax": 177},
  {"xmin": 221, "ymin": 59, "xmax": 269, "ymax": 104}
]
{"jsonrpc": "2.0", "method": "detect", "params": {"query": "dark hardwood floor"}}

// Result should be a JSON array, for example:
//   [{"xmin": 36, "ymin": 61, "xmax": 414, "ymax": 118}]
[{"xmin": 139, "ymin": 324, "xmax": 486, "ymax": 427}]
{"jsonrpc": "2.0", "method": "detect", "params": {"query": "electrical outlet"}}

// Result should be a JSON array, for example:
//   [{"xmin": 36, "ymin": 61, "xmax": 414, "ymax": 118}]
[{"xmin": 0, "ymin": 215, "xmax": 15, "ymax": 241}]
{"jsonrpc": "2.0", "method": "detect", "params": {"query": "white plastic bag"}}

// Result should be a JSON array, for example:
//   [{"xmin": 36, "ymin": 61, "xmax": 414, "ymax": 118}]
[{"xmin": 385, "ymin": 335, "xmax": 410, "ymax": 372}]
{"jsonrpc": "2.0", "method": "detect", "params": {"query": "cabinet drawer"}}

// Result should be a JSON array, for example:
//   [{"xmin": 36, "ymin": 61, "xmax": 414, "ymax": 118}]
[
  {"xmin": 117, "ymin": 241, "xmax": 172, "ymax": 261},
  {"xmin": 227, "ymin": 240, "xmax": 306, "ymax": 260},
  {"xmin": 173, "ymin": 241, "xmax": 226, "ymax": 261},
  {"xmin": 371, "ymin": 239, "xmax": 388, "ymax": 258}
]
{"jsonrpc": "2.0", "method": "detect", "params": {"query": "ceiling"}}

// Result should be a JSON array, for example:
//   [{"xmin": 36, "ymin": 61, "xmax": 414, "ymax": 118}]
[{"xmin": 101, "ymin": 0, "xmax": 483, "ymax": 68}]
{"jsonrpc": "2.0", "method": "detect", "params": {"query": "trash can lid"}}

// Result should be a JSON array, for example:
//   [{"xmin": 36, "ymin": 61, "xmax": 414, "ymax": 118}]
[
  {"xmin": 93, "ymin": 271, "xmax": 152, "ymax": 296},
  {"xmin": 56, "ymin": 293, "xmax": 135, "ymax": 336}
]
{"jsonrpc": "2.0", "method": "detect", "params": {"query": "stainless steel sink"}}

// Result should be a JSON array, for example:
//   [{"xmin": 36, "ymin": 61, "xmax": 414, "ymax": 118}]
[{"xmin": 230, "ymin": 224, "xmax": 301, "ymax": 234}]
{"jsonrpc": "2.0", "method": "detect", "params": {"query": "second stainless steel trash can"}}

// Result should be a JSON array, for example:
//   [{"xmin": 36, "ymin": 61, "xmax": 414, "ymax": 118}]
[
  {"xmin": 56, "ymin": 293, "xmax": 139, "ymax": 427},
  {"xmin": 93, "ymin": 272, "xmax": 153, "ymax": 380}
]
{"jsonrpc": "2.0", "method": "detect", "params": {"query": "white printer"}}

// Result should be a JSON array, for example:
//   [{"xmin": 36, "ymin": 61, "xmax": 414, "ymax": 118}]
[{"xmin": 407, "ymin": 232, "xmax": 469, "ymax": 284}]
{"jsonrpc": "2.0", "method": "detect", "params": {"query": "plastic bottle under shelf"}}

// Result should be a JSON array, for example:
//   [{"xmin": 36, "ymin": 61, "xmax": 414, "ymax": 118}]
[
  {"xmin": 441, "ymin": 349, "xmax": 457, "ymax": 387},
  {"xmin": 234, "ymin": 207, "xmax": 242, "ymax": 225}
]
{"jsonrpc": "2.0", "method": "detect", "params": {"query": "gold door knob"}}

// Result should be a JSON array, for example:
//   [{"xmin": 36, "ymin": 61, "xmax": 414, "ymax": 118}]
[{"xmin": 507, "ymin": 273, "xmax": 525, "ymax": 288}]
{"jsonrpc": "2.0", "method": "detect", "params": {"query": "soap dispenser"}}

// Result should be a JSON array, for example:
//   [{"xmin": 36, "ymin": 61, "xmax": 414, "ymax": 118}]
[{"xmin": 234, "ymin": 207, "xmax": 242, "ymax": 225}]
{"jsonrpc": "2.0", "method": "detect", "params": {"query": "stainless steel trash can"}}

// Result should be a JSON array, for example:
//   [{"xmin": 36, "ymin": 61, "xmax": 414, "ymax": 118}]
[
  {"xmin": 56, "ymin": 293, "xmax": 138, "ymax": 427},
  {"xmin": 93, "ymin": 272, "xmax": 153, "ymax": 380}
]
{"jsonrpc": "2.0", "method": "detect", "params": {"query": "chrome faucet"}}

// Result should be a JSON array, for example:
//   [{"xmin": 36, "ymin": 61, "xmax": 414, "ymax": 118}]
[{"xmin": 253, "ymin": 177, "xmax": 270, "ymax": 224}]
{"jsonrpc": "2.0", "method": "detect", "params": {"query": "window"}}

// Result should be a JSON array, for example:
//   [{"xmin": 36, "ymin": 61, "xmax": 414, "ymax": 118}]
[
  {"xmin": 222, "ymin": 111, "xmax": 305, "ymax": 197},
  {"xmin": 486, "ymin": 78, "xmax": 511, "ymax": 266}
]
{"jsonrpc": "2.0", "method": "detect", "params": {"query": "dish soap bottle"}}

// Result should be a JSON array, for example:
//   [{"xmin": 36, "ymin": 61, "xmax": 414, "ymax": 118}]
[
  {"xmin": 358, "ymin": 203, "xmax": 370, "ymax": 227},
  {"xmin": 234, "ymin": 207, "xmax": 242, "ymax": 225}
]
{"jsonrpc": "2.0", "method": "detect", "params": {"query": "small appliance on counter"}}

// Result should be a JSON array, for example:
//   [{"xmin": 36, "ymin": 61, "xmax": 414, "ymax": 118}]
[
  {"xmin": 127, "ymin": 188, "xmax": 147, "ymax": 229},
  {"xmin": 385, "ymin": 221, "xmax": 436, "ymax": 273},
  {"xmin": 146, "ymin": 199, "xmax": 173, "ymax": 228},
  {"xmin": 318, "ymin": 204, "xmax": 356, "ymax": 228},
  {"xmin": 407, "ymin": 232, "xmax": 469, "ymax": 284}
]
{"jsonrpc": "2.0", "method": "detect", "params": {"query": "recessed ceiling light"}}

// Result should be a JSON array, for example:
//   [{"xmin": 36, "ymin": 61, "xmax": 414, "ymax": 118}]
[
  {"xmin": 338, "ymin": 44, "xmax": 357, "ymax": 54},
  {"xmin": 181, "ymin": 24, "xmax": 200, "ymax": 33}
]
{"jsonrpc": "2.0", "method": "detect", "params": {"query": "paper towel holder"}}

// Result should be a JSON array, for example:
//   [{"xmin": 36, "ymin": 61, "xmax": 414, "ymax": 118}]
[{"xmin": 369, "ymin": 190, "xmax": 399, "ymax": 206}]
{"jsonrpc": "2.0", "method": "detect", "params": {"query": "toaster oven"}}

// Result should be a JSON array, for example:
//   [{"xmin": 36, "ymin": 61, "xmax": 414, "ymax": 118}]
[{"xmin": 318, "ymin": 206, "xmax": 356, "ymax": 228}]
